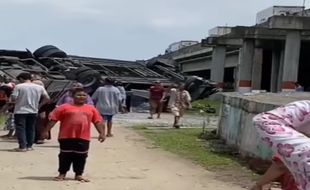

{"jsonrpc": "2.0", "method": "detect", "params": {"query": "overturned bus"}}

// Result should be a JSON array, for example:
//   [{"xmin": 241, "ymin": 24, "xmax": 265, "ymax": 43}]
[{"xmin": 0, "ymin": 45, "xmax": 219, "ymax": 110}]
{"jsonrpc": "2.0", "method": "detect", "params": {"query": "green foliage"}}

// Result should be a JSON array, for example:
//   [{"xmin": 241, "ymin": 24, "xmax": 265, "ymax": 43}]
[{"xmin": 191, "ymin": 99, "xmax": 221, "ymax": 115}]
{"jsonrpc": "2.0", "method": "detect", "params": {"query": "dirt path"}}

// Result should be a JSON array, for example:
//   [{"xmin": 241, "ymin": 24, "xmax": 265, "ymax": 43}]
[{"xmin": 0, "ymin": 114, "xmax": 245, "ymax": 190}]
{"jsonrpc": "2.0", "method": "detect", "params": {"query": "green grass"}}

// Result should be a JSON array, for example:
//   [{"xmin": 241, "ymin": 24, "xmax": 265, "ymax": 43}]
[
  {"xmin": 190, "ymin": 99, "xmax": 221, "ymax": 116},
  {"xmin": 134, "ymin": 126, "xmax": 239, "ymax": 170},
  {"xmin": 133, "ymin": 125, "xmax": 260, "ymax": 186}
]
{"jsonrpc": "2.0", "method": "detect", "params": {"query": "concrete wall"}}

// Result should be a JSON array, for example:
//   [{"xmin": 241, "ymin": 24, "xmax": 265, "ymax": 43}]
[
  {"xmin": 181, "ymin": 57, "xmax": 212, "ymax": 72},
  {"xmin": 181, "ymin": 53, "xmax": 239, "ymax": 73},
  {"xmin": 218, "ymin": 92, "xmax": 310, "ymax": 159}
]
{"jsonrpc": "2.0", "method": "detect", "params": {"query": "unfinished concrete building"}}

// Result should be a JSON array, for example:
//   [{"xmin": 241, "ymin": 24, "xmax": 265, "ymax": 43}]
[{"xmin": 152, "ymin": 6, "xmax": 310, "ymax": 93}]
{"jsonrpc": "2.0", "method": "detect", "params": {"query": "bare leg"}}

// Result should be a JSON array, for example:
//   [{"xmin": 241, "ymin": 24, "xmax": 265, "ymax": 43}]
[
  {"xmin": 1, "ymin": 129, "xmax": 14, "ymax": 138},
  {"xmin": 157, "ymin": 102, "xmax": 162, "ymax": 119},
  {"xmin": 107, "ymin": 121, "xmax": 113, "ymax": 137},
  {"xmin": 174, "ymin": 116, "xmax": 180, "ymax": 128},
  {"xmin": 149, "ymin": 101, "xmax": 157, "ymax": 119}
]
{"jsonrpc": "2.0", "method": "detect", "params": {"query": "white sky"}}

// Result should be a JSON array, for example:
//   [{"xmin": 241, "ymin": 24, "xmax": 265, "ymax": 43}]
[{"xmin": 0, "ymin": 0, "xmax": 308, "ymax": 60}]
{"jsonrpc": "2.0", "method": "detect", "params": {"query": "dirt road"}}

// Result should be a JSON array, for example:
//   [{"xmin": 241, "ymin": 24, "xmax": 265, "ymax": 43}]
[{"xmin": 0, "ymin": 114, "xmax": 245, "ymax": 190}]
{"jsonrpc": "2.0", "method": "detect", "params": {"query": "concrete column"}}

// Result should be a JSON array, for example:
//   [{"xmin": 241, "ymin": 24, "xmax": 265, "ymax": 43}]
[
  {"xmin": 237, "ymin": 39, "xmax": 255, "ymax": 93},
  {"xmin": 270, "ymin": 50, "xmax": 280, "ymax": 93},
  {"xmin": 251, "ymin": 48, "xmax": 263, "ymax": 90},
  {"xmin": 211, "ymin": 46, "xmax": 226, "ymax": 88},
  {"xmin": 277, "ymin": 50, "xmax": 284, "ymax": 92},
  {"xmin": 282, "ymin": 31, "xmax": 301, "ymax": 91}
]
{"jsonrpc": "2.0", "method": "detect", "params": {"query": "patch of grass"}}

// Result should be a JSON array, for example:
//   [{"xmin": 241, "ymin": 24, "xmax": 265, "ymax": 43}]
[
  {"xmin": 190, "ymin": 99, "xmax": 221, "ymax": 116},
  {"xmin": 134, "ymin": 126, "xmax": 239, "ymax": 170},
  {"xmin": 133, "ymin": 125, "xmax": 260, "ymax": 186}
]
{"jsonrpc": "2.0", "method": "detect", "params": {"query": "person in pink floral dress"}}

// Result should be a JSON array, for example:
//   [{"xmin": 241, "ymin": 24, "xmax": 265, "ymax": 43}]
[{"xmin": 253, "ymin": 100, "xmax": 310, "ymax": 190}]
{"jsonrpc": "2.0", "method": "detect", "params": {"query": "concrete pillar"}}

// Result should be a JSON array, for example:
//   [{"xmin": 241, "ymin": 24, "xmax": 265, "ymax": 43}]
[
  {"xmin": 270, "ymin": 50, "xmax": 280, "ymax": 93},
  {"xmin": 277, "ymin": 50, "xmax": 284, "ymax": 92},
  {"xmin": 282, "ymin": 31, "xmax": 301, "ymax": 91},
  {"xmin": 251, "ymin": 48, "xmax": 263, "ymax": 90},
  {"xmin": 211, "ymin": 46, "xmax": 226, "ymax": 88},
  {"xmin": 237, "ymin": 39, "xmax": 255, "ymax": 93}
]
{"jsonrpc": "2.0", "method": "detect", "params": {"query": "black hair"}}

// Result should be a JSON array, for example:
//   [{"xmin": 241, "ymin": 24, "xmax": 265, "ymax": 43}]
[
  {"xmin": 16, "ymin": 72, "xmax": 31, "ymax": 81},
  {"xmin": 115, "ymin": 81, "xmax": 123, "ymax": 86},
  {"xmin": 105, "ymin": 77, "xmax": 114, "ymax": 85},
  {"xmin": 71, "ymin": 87, "xmax": 85, "ymax": 96}
]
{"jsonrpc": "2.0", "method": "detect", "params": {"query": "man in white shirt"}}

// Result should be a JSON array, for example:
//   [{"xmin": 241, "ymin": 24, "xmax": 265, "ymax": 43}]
[
  {"xmin": 92, "ymin": 77, "xmax": 121, "ymax": 137},
  {"xmin": 11, "ymin": 72, "xmax": 50, "ymax": 152}
]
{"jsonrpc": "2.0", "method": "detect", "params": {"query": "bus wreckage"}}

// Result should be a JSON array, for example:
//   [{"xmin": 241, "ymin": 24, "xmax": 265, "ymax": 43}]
[{"xmin": 0, "ymin": 45, "xmax": 219, "ymax": 110}]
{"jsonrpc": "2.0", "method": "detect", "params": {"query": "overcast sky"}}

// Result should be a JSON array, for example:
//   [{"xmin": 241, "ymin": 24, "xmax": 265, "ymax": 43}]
[{"xmin": 0, "ymin": 0, "xmax": 308, "ymax": 60}]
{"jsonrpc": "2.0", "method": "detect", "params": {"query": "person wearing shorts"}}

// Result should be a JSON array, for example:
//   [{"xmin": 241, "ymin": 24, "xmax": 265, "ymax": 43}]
[
  {"xmin": 102, "ymin": 115, "xmax": 113, "ymax": 124},
  {"xmin": 92, "ymin": 77, "xmax": 121, "ymax": 137}
]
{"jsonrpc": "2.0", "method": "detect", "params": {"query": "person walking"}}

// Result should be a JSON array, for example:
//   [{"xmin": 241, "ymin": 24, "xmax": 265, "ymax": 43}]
[
  {"xmin": 11, "ymin": 72, "xmax": 50, "ymax": 152},
  {"xmin": 168, "ymin": 83, "xmax": 191, "ymax": 128},
  {"xmin": 44, "ymin": 87, "xmax": 105, "ymax": 182},
  {"xmin": 148, "ymin": 81, "xmax": 166, "ymax": 119},
  {"xmin": 115, "ymin": 81, "xmax": 127, "ymax": 113},
  {"xmin": 92, "ymin": 77, "xmax": 121, "ymax": 137}
]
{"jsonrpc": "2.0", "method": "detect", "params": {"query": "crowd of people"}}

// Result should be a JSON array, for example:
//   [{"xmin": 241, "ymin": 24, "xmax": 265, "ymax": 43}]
[
  {"xmin": 0, "ymin": 73, "xmax": 125, "ymax": 182},
  {"xmin": 0, "ymin": 72, "xmax": 193, "ymax": 182}
]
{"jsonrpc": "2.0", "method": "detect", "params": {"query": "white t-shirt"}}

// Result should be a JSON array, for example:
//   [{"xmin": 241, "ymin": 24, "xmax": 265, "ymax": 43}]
[
  {"xmin": 12, "ymin": 82, "xmax": 49, "ymax": 114},
  {"xmin": 92, "ymin": 85, "xmax": 121, "ymax": 115}
]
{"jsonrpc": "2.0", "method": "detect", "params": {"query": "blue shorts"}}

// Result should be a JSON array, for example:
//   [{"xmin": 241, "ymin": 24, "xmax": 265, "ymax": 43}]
[{"xmin": 102, "ymin": 115, "xmax": 113, "ymax": 122}]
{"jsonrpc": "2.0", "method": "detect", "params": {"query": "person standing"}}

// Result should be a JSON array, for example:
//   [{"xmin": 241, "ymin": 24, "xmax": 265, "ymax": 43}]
[
  {"xmin": 92, "ymin": 77, "xmax": 121, "ymax": 137},
  {"xmin": 44, "ymin": 88, "xmax": 105, "ymax": 182},
  {"xmin": 31, "ymin": 78, "xmax": 48, "ymax": 144},
  {"xmin": 11, "ymin": 72, "xmax": 50, "ymax": 152},
  {"xmin": 168, "ymin": 84, "xmax": 191, "ymax": 128},
  {"xmin": 148, "ymin": 81, "xmax": 166, "ymax": 119},
  {"xmin": 115, "ymin": 81, "xmax": 127, "ymax": 113}
]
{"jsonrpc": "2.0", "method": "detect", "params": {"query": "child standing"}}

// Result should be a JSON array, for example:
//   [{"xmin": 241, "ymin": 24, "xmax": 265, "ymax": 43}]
[{"xmin": 44, "ymin": 88, "xmax": 105, "ymax": 182}]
